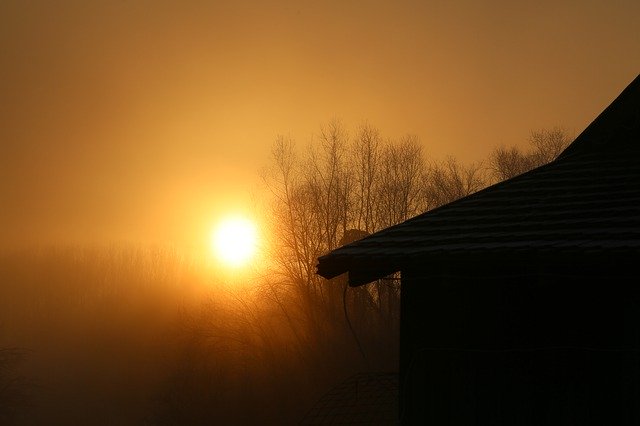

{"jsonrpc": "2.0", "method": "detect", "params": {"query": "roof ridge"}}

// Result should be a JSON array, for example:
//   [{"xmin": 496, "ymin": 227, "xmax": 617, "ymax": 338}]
[{"xmin": 557, "ymin": 74, "xmax": 640, "ymax": 161}]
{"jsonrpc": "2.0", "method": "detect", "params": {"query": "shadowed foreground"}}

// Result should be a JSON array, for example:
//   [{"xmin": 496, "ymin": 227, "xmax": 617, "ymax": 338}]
[{"xmin": 0, "ymin": 246, "xmax": 398, "ymax": 425}]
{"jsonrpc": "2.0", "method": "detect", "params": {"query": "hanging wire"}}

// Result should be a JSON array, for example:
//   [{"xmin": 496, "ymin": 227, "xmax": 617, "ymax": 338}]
[{"xmin": 343, "ymin": 281, "xmax": 366, "ymax": 359}]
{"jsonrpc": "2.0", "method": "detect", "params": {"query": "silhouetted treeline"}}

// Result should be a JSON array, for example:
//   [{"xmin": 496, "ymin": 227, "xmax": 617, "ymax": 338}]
[
  {"xmin": 489, "ymin": 128, "xmax": 573, "ymax": 181},
  {"xmin": 262, "ymin": 121, "xmax": 572, "ymax": 328}
]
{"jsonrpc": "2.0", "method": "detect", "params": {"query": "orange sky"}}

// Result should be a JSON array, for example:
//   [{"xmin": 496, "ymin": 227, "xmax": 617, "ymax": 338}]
[{"xmin": 1, "ymin": 0, "xmax": 639, "ymax": 249}]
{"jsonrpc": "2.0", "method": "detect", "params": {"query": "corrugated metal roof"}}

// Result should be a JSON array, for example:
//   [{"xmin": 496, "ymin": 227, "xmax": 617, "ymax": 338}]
[{"xmin": 317, "ymin": 74, "xmax": 640, "ymax": 285}]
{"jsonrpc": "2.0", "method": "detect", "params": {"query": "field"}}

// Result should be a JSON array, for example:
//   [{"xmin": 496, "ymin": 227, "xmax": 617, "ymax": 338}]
[{"xmin": 0, "ymin": 246, "xmax": 398, "ymax": 425}]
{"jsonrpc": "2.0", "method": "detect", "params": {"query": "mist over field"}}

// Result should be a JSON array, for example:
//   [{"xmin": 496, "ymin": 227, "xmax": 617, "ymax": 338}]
[{"xmin": 0, "ymin": 246, "xmax": 397, "ymax": 424}]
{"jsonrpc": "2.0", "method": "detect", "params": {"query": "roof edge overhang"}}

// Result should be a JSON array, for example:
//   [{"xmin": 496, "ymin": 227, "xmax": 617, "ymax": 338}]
[
  {"xmin": 317, "ymin": 254, "xmax": 400, "ymax": 286},
  {"xmin": 319, "ymin": 249, "xmax": 640, "ymax": 287}
]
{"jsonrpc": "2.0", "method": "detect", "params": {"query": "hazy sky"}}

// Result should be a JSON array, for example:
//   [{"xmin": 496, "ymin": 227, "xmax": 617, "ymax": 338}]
[{"xmin": 1, "ymin": 0, "xmax": 638, "ymax": 248}]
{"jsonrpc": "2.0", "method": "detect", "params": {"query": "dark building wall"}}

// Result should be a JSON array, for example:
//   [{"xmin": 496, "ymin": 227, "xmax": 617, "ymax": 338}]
[{"xmin": 399, "ymin": 262, "xmax": 640, "ymax": 425}]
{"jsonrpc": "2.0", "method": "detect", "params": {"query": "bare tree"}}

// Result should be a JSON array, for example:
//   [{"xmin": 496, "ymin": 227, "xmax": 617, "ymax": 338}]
[
  {"xmin": 263, "ymin": 135, "xmax": 327, "ymax": 302},
  {"xmin": 307, "ymin": 119, "xmax": 352, "ymax": 253},
  {"xmin": 376, "ymin": 136, "xmax": 426, "ymax": 228},
  {"xmin": 350, "ymin": 124, "xmax": 382, "ymax": 234},
  {"xmin": 489, "ymin": 127, "xmax": 573, "ymax": 182},
  {"xmin": 264, "ymin": 124, "xmax": 427, "ymax": 291},
  {"xmin": 489, "ymin": 146, "xmax": 535, "ymax": 182},
  {"xmin": 425, "ymin": 157, "xmax": 487, "ymax": 209},
  {"xmin": 529, "ymin": 127, "xmax": 572, "ymax": 164},
  {"xmin": 262, "ymin": 123, "xmax": 429, "ymax": 356}
]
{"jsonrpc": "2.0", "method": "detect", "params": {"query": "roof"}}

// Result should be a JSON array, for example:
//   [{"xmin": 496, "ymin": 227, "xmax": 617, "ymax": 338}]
[{"xmin": 317, "ymin": 74, "xmax": 640, "ymax": 286}]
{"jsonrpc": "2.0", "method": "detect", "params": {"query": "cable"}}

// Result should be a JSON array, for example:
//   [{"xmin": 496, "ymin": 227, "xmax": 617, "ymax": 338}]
[{"xmin": 343, "ymin": 282, "xmax": 366, "ymax": 359}]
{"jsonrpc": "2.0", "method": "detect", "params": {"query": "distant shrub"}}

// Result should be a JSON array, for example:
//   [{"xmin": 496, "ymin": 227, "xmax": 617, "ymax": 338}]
[{"xmin": 0, "ymin": 348, "xmax": 30, "ymax": 423}]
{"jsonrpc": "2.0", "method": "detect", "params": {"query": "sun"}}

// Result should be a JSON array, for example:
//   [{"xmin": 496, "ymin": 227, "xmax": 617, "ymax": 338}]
[{"xmin": 212, "ymin": 217, "xmax": 258, "ymax": 267}]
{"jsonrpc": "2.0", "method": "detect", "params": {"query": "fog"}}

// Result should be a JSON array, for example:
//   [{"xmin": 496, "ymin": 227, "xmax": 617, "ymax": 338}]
[
  {"xmin": 1, "ymin": 0, "xmax": 639, "ymax": 423},
  {"xmin": 1, "ymin": 247, "xmax": 390, "ymax": 424},
  {"xmin": 2, "ymin": 0, "xmax": 639, "ymax": 247}
]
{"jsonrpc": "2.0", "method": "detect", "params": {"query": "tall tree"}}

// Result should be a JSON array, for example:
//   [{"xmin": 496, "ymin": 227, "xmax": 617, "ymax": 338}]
[
  {"xmin": 425, "ymin": 157, "xmax": 486, "ymax": 209},
  {"xmin": 489, "ymin": 127, "xmax": 573, "ymax": 182}
]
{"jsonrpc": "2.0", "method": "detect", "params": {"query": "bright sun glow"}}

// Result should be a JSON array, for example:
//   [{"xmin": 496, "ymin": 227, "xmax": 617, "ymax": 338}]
[{"xmin": 212, "ymin": 217, "xmax": 258, "ymax": 267}]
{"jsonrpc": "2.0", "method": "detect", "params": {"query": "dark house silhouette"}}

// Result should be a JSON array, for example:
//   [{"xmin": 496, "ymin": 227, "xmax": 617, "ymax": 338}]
[{"xmin": 317, "ymin": 74, "xmax": 640, "ymax": 425}]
